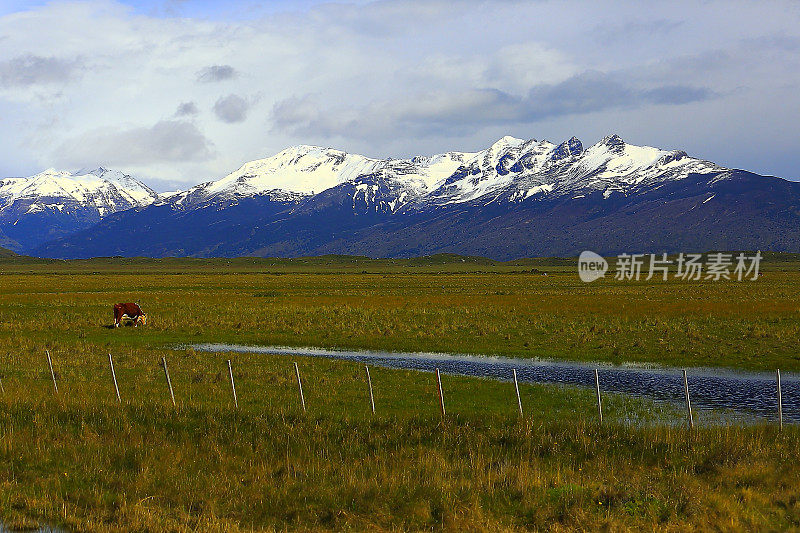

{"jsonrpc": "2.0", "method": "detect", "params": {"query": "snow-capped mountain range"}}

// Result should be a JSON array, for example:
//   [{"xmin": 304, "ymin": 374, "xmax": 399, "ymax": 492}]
[
  {"xmin": 3, "ymin": 134, "xmax": 799, "ymax": 258},
  {"xmin": 159, "ymin": 134, "xmax": 722, "ymax": 212},
  {"xmin": 0, "ymin": 167, "xmax": 159, "ymax": 251},
  {"xmin": 0, "ymin": 167, "xmax": 158, "ymax": 214}
]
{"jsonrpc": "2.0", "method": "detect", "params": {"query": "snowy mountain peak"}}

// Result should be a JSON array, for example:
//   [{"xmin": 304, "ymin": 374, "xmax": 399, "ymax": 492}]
[
  {"xmin": 79, "ymin": 167, "xmax": 126, "ymax": 181},
  {"xmin": 489, "ymin": 135, "xmax": 527, "ymax": 152},
  {"xmin": 168, "ymin": 134, "xmax": 729, "ymax": 214},
  {"xmin": 602, "ymin": 133, "xmax": 624, "ymax": 145},
  {"xmin": 16, "ymin": 134, "xmax": 728, "ymax": 225},
  {"xmin": 35, "ymin": 168, "xmax": 70, "ymax": 179},
  {"xmin": 551, "ymin": 137, "xmax": 583, "ymax": 161},
  {"xmin": 179, "ymin": 145, "xmax": 382, "ymax": 204},
  {"xmin": 415, "ymin": 134, "xmax": 727, "ymax": 207},
  {"xmin": 0, "ymin": 167, "xmax": 159, "ymax": 215},
  {"xmin": 177, "ymin": 144, "xmax": 480, "ymax": 208},
  {"xmin": 78, "ymin": 166, "xmax": 109, "ymax": 175}
]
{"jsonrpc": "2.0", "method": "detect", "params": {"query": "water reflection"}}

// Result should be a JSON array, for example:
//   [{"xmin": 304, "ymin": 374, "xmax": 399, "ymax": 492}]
[{"xmin": 190, "ymin": 344, "xmax": 797, "ymax": 423}]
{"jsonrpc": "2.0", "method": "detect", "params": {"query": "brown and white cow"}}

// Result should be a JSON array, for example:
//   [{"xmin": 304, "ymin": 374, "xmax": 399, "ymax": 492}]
[{"xmin": 113, "ymin": 302, "xmax": 147, "ymax": 327}]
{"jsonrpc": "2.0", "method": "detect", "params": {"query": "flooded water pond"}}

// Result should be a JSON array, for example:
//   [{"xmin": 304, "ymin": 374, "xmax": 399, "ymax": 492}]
[{"xmin": 190, "ymin": 343, "xmax": 798, "ymax": 424}]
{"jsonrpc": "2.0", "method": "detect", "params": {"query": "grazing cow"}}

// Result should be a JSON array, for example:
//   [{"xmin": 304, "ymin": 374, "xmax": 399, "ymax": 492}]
[{"xmin": 113, "ymin": 302, "xmax": 147, "ymax": 328}]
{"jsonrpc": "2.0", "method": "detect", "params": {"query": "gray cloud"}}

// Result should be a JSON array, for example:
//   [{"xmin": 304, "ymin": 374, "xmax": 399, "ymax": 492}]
[
  {"xmin": 55, "ymin": 120, "xmax": 214, "ymax": 167},
  {"xmin": 525, "ymin": 71, "xmax": 635, "ymax": 120},
  {"xmin": 197, "ymin": 64, "xmax": 237, "ymax": 83},
  {"xmin": 213, "ymin": 94, "xmax": 249, "ymax": 123},
  {"xmin": 272, "ymin": 71, "xmax": 715, "ymax": 139},
  {"xmin": 175, "ymin": 101, "xmax": 199, "ymax": 117},
  {"xmin": 524, "ymin": 72, "xmax": 716, "ymax": 118},
  {"xmin": 643, "ymin": 85, "xmax": 716, "ymax": 105},
  {"xmin": 0, "ymin": 54, "xmax": 83, "ymax": 87}
]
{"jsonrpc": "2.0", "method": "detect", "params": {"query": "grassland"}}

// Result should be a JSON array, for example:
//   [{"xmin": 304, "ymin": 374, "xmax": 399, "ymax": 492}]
[
  {"xmin": 1, "ymin": 254, "xmax": 798, "ymax": 370},
  {"xmin": 0, "ymin": 255, "xmax": 799, "ymax": 531}
]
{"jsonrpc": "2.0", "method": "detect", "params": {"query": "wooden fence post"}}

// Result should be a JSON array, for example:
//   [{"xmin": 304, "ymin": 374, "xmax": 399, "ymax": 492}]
[
  {"xmin": 161, "ymin": 356, "xmax": 176, "ymax": 407},
  {"xmin": 228, "ymin": 359, "xmax": 238, "ymax": 409},
  {"xmin": 683, "ymin": 369, "xmax": 693, "ymax": 429},
  {"xmin": 513, "ymin": 369, "xmax": 523, "ymax": 417},
  {"xmin": 594, "ymin": 369, "xmax": 603, "ymax": 424},
  {"xmin": 46, "ymin": 350, "xmax": 58, "ymax": 395},
  {"xmin": 365, "ymin": 365, "xmax": 375, "ymax": 415},
  {"xmin": 294, "ymin": 362, "xmax": 306, "ymax": 412},
  {"xmin": 436, "ymin": 368, "xmax": 446, "ymax": 418},
  {"xmin": 108, "ymin": 353, "xmax": 121, "ymax": 403},
  {"xmin": 777, "ymin": 369, "xmax": 783, "ymax": 431}
]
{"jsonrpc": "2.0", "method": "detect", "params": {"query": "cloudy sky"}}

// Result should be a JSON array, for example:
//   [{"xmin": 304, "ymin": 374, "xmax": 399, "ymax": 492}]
[{"xmin": 1, "ymin": 0, "xmax": 799, "ymax": 191}]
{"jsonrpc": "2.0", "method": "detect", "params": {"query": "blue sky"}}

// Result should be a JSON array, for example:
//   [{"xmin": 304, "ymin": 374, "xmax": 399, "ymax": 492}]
[
  {"xmin": 1, "ymin": 0, "xmax": 380, "ymax": 24},
  {"xmin": 0, "ymin": 0, "xmax": 337, "ymax": 18},
  {"xmin": 1, "ymin": 0, "xmax": 799, "ymax": 190}
]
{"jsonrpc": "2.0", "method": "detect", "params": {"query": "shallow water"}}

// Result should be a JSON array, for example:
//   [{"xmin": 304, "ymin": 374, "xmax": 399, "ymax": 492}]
[{"xmin": 189, "ymin": 343, "xmax": 798, "ymax": 424}]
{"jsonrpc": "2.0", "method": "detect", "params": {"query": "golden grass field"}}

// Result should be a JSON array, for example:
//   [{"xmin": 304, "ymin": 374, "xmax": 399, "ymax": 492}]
[{"xmin": 0, "ymin": 255, "xmax": 798, "ymax": 531}]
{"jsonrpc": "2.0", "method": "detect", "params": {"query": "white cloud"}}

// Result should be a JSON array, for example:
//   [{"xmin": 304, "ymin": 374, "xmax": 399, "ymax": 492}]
[{"xmin": 0, "ymin": 0, "xmax": 798, "ymax": 187}]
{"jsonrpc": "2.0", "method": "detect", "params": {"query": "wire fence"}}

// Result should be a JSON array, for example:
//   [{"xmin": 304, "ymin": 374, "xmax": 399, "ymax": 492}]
[{"xmin": 2, "ymin": 349, "xmax": 791, "ymax": 429}]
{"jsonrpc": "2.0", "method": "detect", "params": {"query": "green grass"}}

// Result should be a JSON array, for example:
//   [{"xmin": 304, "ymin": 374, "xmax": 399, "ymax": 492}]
[
  {"xmin": 0, "ymin": 255, "xmax": 799, "ymax": 530},
  {"xmin": 3, "ymin": 404, "xmax": 799, "ymax": 531},
  {"xmin": 1, "ymin": 257, "xmax": 799, "ymax": 370}
]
